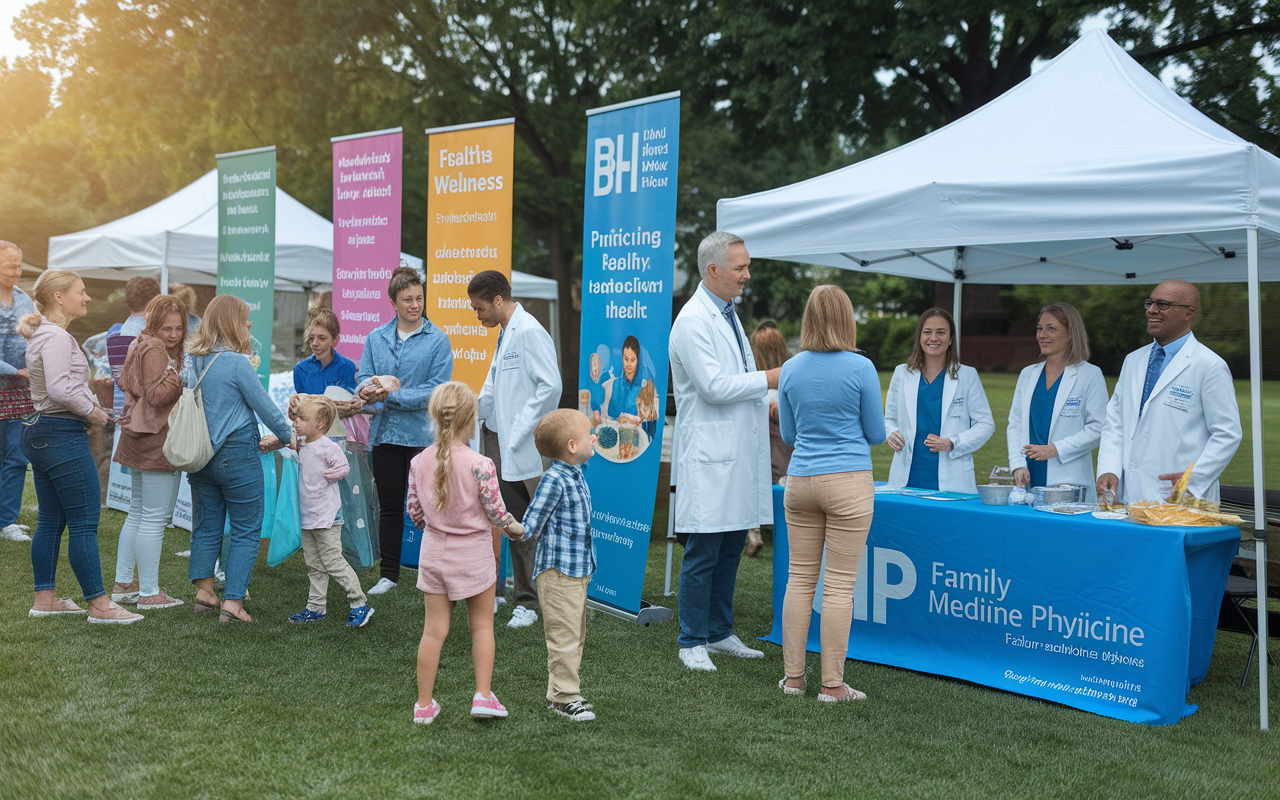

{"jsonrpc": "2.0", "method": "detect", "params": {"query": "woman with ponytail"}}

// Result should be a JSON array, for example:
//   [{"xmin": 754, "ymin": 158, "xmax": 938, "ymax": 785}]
[
  {"xmin": 21, "ymin": 269, "xmax": 142, "ymax": 623},
  {"xmin": 405, "ymin": 381, "xmax": 524, "ymax": 724}
]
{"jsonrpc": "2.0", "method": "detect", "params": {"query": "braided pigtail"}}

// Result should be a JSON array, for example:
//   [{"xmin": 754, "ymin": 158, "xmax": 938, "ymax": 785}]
[{"xmin": 427, "ymin": 381, "xmax": 479, "ymax": 512}]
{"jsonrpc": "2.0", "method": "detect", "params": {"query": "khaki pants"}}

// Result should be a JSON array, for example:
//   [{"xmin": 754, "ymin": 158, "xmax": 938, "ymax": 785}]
[
  {"xmin": 301, "ymin": 523, "xmax": 368, "ymax": 613},
  {"xmin": 782, "ymin": 471, "xmax": 874, "ymax": 689},
  {"xmin": 537, "ymin": 568, "xmax": 589, "ymax": 704}
]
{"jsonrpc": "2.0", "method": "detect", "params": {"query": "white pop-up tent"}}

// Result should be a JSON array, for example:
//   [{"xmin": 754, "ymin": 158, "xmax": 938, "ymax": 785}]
[
  {"xmin": 45, "ymin": 170, "xmax": 560, "ymax": 342},
  {"xmin": 718, "ymin": 29, "xmax": 1274, "ymax": 729}
]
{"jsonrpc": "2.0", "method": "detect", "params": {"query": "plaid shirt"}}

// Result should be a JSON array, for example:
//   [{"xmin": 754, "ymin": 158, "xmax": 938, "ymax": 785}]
[{"xmin": 523, "ymin": 459, "xmax": 595, "ymax": 579}]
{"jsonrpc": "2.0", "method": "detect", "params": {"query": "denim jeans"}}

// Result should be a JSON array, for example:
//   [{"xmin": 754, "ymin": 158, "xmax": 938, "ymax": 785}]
[
  {"xmin": 188, "ymin": 424, "xmax": 263, "ymax": 601},
  {"xmin": 0, "ymin": 418, "xmax": 30, "ymax": 527},
  {"xmin": 114, "ymin": 468, "xmax": 182, "ymax": 597},
  {"xmin": 676, "ymin": 529, "xmax": 747, "ymax": 648},
  {"xmin": 21, "ymin": 415, "xmax": 105, "ymax": 601}
]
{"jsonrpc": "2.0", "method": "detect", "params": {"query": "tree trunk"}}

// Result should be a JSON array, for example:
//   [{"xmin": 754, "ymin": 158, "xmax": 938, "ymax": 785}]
[{"xmin": 547, "ymin": 220, "xmax": 580, "ymax": 407}]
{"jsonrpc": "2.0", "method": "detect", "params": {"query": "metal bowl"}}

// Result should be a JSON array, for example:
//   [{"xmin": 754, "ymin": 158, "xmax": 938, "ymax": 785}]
[{"xmin": 977, "ymin": 484, "xmax": 1013, "ymax": 506}]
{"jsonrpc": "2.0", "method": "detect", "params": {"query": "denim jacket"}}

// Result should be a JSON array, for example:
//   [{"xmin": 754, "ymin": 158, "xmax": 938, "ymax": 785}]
[
  {"xmin": 357, "ymin": 318, "xmax": 453, "ymax": 447},
  {"xmin": 184, "ymin": 346, "xmax": 292, "ymax": 451},
  {"xmin": 0, "ymin": 286, "xmax": 34, "ymax": 387}
]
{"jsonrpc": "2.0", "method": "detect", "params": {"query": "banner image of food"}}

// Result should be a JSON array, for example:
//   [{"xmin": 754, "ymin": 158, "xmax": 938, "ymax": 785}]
[
  {"xmin": 578, "ymin": 91, "xmax": 680, "ymax": 614},
  {"xmin": 425, "ymin": 118, "xmax": 514, "ymax": 392},
  {"xmin": 216, "ymin": 145, "xmax": 276, "ymax": 385},
  {"xmin": 331, "ymin": 128, "xmax": 403, "ymax": 363}
]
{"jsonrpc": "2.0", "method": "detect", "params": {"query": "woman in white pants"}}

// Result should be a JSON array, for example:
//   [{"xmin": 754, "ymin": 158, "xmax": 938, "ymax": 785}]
[
  {"xmin": 1007, "ymin": 302, "xmax": 1108, "ymax": 501},
  {"xmin": 111, "ymin": 294, "xmax": 189, "ymax": 609}
]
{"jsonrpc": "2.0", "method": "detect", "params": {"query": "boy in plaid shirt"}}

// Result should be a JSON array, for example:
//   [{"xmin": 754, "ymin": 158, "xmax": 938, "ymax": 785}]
[{"xmin": 521, "ymin": 409, "xmax": 597, "ymax": 722}]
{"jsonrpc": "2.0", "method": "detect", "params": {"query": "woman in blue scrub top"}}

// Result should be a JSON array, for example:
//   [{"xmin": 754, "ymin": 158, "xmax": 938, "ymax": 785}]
[
  {"xmin": 293, "ymin": 307, "xmax": 358, "ymax": 396},
  {"xmin": 1006, "ymin": 302, "xmax": 1108, "ymax": 500},
  {"xmin": 884, "ymin": 308, "xmax": 995, "ymax": 493}
]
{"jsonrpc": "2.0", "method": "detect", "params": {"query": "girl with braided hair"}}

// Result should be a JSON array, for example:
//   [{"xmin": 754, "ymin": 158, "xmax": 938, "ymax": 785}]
[{"xmin": 405, "ymin": 381, "xmax": 524, "ymax": 724}]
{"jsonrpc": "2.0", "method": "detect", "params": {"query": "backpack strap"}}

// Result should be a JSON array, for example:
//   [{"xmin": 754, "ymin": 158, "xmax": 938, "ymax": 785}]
[{"xmin": 192, "ymin": 351, "xmax": 225, "ymax": 392}]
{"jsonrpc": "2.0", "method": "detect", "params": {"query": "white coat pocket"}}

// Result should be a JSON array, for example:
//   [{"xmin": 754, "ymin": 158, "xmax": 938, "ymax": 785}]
[{"xmin": 686, "ymin": 421, "xmax": 735, "ymax": 464}]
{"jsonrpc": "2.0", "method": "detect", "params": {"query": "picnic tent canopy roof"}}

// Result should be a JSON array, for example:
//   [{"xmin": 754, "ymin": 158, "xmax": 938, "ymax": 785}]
[
  {"xmin": 46, "ymin": 169, "xmax": 558, "ymax": 299},
  {"xmin": 716, "ymin": 29, "xmax": 1280, "ymax": 285}
]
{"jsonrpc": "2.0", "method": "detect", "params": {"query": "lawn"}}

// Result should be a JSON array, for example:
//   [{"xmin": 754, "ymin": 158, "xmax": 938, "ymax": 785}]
[{"xmin": 1, "ymin": 374, "xmax": 1278, "ymax": 799}]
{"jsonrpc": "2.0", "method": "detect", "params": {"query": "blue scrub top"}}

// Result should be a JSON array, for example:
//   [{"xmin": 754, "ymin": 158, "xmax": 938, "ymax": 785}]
[
  {"xmin": 293, "ymin": 351, "xmax": 358, "ymax": 395},
  {"xmin": 607, "ymin": 369, "xmax": 650, "ymax": 419},
  {"xmin": 907, "ymin": 373, "xmax": 944, "ymax": 491},
  {"xmin": 1026, "ymin": 369, "xmax": 1061, "ymax": 489}
]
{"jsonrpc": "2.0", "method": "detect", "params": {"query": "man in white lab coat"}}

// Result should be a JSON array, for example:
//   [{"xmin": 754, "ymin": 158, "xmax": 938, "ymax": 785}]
[
  {"xmin": 471, "ymin": 270, "xmax": 563, "ymax": 628},
  {"xmin": 1097, "ymin": 280, "xmax": 1242, "ymax": 504},
  {"xmin": 669, "ymin": 232, "xmax": 781, "ymax": 671}
]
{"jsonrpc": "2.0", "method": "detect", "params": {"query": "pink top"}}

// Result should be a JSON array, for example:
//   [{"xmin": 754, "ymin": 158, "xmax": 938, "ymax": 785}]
[
  {"xmin": 407, "ymin": 443, "xmax": 515, "ymax": 535},
  {"xmin": 26, "ymin": 317, "xmax": 100, "ymax": 418},
  {"xmin": 297, "ymin": 436, "xmax": 350, "ymax": 530}
]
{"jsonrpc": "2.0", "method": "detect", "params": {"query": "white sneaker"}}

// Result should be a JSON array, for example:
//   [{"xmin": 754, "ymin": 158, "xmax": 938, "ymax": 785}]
[
  {"xmin": 679, "ymin": 645, "xmax": 717, "ymax": 671},
  {"xmin": 213, "ymin": 559, "xmax": 226, "ymax": 588},
  {"xmin": 175, "ymin": 550, "xmax": 191, "ymax": 558},
  {"xmin": 368, "ymin": 577, "xmax": 397, "ymax": 595},
  {"xmin": 1, "ymin": 524, "xmax": 31, "ymax": 542},
  {"xmin": 706, "ymin": 634, "xmax": 764, "ymax": 659},
  {"xmin": 506, "ymin": 605, "xmax": 537, "ymax": 628}
]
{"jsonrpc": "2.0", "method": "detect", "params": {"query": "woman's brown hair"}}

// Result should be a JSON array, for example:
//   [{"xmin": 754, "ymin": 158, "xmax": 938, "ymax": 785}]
[
  {"xmin": 750, "ymin": 325, "xmax": 792, "ymax": 370},
  {"xmin": 187, "ymin": 294, "xmax": 252, "ymax": 356},
  {"xmin": 142, "ymin": 294, "xmax": 189, "ymax": 338},
  {"xmin": 306, "ymin": 307, "xmax": 341, "ymax": 340},
  {"xmin": 906, "ymin": 307, "xmax": 960, "ymax": 379},
  {"xmin": 798, "ymin": 285, "xmax": 857, "ymax": 354},
  {"xmin": 1038, "ymin": 302, "xmax": 1090, "ymax": 366}
]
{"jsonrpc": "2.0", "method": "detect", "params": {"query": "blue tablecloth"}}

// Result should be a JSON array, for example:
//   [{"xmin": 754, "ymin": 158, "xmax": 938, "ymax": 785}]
[{"xmin": 765, "ymin": 486, "xmax": 1240, "ymax": 725}]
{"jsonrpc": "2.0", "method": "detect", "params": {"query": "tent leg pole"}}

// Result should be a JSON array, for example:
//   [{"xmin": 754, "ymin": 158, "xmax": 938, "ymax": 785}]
[
  {"xmin": 952, "ymin": 277, "xmax": 963, "ymax": 358},
  {"xmin": 1247, "ymin": 227, "xmax": 1268, "ymax": 732}
]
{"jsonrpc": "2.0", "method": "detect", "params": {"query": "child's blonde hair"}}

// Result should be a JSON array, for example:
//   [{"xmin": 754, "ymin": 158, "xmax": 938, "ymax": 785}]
[
  {"xmin": 534, "ymin": 408, "xmax": 587, "ymax": 461},
  {"xmin": 428, "ymin": 381, "xmax": 479, "ymax": 512},
  {"xmin": 296, "ymin": 394, "xmax": 338, "ymax": 433}
]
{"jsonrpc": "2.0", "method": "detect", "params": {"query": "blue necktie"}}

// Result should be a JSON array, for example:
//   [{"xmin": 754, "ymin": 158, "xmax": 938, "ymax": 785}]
[
  {"xmin": 721, "ymin": 303, "xmax": 748, "ymax": 371},
  {"xmin": 1139, "ymin": 343, "xmax": 1165, "ymax": 417}
]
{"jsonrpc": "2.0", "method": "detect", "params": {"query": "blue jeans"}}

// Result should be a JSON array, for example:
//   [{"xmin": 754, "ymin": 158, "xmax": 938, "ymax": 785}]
[
  {"xmin": 0, "ymin": 418, "xmax": 29, "ymax": 527},
  {"xmin": 188, "ymin": 424, "xmax": 263, "ymax": 601},
  {"xmin": 21, "ymin": 416, "xmax": 105, "ymax": 600},
  {"xmin": 677, "ymin": 529, "xmax": 747, "ymax": 648}
]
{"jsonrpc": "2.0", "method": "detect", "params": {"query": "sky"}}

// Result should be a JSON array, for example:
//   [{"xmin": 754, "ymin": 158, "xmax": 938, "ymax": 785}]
[{"xmin": 0, "ymin": 0, "xmax": 33, "ymax": 63}]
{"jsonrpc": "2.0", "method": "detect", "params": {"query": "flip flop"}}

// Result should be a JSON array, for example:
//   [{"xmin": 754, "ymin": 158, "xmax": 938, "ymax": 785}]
[
  {"xmin": 28, "ymin": 598, "xmax": 87, "ymax": 617},
  {"xmin": 219, "ymin": 608, "xmax": 251, "ymax": 624},
  {"xmin": 193, "ymin": 598, "xmax": 222, "ymax": 614}
]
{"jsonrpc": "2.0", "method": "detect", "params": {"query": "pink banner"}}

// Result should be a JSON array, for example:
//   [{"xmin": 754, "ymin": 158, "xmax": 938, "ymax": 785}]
[{"xmin": 331, "ymin": 128, "xmax": 403, "ymax": 361}]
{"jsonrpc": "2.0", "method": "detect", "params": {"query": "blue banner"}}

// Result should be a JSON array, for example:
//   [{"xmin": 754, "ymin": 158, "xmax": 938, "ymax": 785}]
[
  {"xmin": 765, "ymin": 487, "xmax": 1239, "ymax": 725},
  {"xmin": 578, "ymin": 92, "xmax": 680, "ymax": 613}
]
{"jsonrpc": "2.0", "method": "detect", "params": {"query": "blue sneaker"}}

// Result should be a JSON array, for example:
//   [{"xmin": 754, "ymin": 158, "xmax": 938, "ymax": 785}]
[
  {"xmin": 289, "ymin": 608, "xmax": 326, "ymax": 623},
  {"xmin": 347, "ymin": 605, "xmax": 375, "ymax": 627}
]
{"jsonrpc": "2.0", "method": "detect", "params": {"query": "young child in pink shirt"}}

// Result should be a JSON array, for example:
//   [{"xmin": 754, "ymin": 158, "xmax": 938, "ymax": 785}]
[
  {"xmin": 407, "ymin": 381, "xmax": 523, "ymax": 725},
  {"xmin": 287, "ymin": 395, "xmax": 372, "ymax": 627}
]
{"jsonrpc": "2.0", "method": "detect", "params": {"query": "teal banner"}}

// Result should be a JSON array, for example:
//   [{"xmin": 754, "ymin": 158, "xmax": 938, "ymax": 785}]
[{"xmin": 216, "ymin": 146, "xmax": 276, "ymax": 383}]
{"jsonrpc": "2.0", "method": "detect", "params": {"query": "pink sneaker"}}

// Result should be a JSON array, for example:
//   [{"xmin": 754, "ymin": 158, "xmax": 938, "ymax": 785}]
[
  {"xmin": 412, "ymin": 699, "xmax": 441, "ymax": 725},
  {"xmin": 470, "ymin": 691, "xmax": 508, "ymax": 719}
]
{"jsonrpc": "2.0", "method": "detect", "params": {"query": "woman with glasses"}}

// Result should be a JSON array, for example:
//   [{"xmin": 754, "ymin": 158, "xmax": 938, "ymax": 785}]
[{"xmin": 1006, "ymin": 302, "xmax": 1109, "ymax": 501}]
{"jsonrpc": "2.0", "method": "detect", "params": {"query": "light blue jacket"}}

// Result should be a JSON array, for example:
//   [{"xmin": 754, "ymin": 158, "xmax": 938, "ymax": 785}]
[
  {"xmin": 0, "ymin": 287, "xmax": 34, "ymax": 383},
  {"xmin": 357, "ymin": 318, "xmax": 454, "ymax": 447},
  {"xmin": 184, "ymin": 346, "xmax": 292, "ymax": 451}
]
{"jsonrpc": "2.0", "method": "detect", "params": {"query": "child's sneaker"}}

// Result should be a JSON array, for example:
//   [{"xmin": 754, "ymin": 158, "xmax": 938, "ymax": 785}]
[
  {"xmin": 288, "ymin": 608, "xmax": 325, "ymax": 623},
  {"xmin": 549, "ymin": 700, "xmax": 596, "ymax": 722},
  {"xmin": 413, "ymin": 699, "xmax": 441, "ymax": 725},
  {"xmin": 346, "ymin": 605, "xmax": 374, "ymax": 627},
  {"xmin": 470, "ymin": 691, "xmax": 508, "ymax": 719}
]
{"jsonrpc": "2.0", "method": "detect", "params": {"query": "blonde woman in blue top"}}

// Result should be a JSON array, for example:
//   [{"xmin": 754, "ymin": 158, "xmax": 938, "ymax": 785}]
[
  {"xmin": 884, "ymin": 308, "xmax": 994, "ymax": 493},
  {"xmin": 778, "ymin": 286, "xmax": 885, "ymax": 702},
  {"xmin": 1006, "ymin": 302, "xmax": 1108, "ymax": 501}
]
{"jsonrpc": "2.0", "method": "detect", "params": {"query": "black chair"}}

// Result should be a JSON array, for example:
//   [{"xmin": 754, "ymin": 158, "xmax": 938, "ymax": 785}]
[{"xmin": 1222, "ymin": 575, "xmax": 1275, "ymax": 688}]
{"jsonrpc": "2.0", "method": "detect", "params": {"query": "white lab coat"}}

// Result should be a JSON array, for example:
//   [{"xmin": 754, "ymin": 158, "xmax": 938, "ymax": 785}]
[
  {"xmin": 1097, "ymin": 332, "xmax": 1241, "ymax": 504},
  {"xmin": 477, "ymin": 303, "xmax": 562, "ymax": 482},
  {"xmin": 1006, "ymin": 361, "xmax": 1109, "ymax": 501},
  {"xmin": 669, "ymin": 285, "xmax": 772, "ymax": 533},
  {"xmin": 884, "ymin": 364, "xmax": 995, "ymax": 493}
]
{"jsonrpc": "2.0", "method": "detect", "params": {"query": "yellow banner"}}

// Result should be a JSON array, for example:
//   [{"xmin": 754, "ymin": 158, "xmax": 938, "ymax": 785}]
[{"xmin": 426, "ymin": 121, "xmax": 515, "ymax": 392}]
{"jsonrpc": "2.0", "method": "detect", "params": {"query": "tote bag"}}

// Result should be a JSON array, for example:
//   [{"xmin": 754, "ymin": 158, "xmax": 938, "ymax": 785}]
[
  {"xmin": 267, "ymin": 451, "xmax": 302, "ymax": 566},
  {"xmin": 162, "ymin": 352, "xmax": 223, "ymax": 473}
]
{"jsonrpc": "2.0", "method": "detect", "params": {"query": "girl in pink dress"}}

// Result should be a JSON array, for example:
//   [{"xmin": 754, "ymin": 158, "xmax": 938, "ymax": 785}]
[{"xmin": 407, "ymin": 381, "xmax": 524, "ymax": 725}]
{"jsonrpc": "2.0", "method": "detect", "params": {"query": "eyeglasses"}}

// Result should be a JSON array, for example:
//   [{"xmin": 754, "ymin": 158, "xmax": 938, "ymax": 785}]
[{"xmin": 1144, "ymin": 299, "xmax": 1195, "ymax": 312}]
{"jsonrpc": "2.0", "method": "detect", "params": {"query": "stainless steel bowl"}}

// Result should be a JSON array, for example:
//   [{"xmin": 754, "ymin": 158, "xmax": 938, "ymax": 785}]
[{"xmin": 977, "ymin": 484, "xmax": 1013, "ymax": 506}]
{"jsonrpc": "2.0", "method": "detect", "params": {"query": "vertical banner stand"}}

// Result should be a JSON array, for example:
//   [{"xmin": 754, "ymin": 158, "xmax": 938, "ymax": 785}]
[
  {"xmin": 578, "ymin": 91, "xmax": 681, "ymax": 626},
  {"xmin": 215, "ymin": 145, "xmax": 276, "ymax": 385}
]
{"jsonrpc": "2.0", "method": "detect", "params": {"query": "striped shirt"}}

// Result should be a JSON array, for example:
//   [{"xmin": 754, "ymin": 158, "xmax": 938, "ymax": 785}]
[{"xmin": 523, "ymin": 459, "xmax": 595, "ymax": 579}]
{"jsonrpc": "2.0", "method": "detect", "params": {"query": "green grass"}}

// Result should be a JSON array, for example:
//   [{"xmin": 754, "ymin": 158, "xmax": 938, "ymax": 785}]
[
  {"xmin": 869, "ymin": 373, "xmax": 1280, "ymax": 490},
  {"xmin": 2, "ymin": 467, "xmax": 1279, "ymax": 800}
]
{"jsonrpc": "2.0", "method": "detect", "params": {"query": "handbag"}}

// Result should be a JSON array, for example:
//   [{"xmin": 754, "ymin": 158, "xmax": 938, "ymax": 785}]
[{"xmin": 162, "ymin": 352, "xmax": 223, "ymax": 472}]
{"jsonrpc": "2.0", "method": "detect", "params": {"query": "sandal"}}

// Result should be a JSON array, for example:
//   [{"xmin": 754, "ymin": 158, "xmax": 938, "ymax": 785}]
[
  {"xmin": 778, "ymin": 675, "xmax": 807, "ymax": 696},
  {"xmin": 193, "ymin": 596, "xmax": 222, "ymax": 614},
  {"xmin": 219, "ymin": 608, "xmax": 252, "ymax": 624},
  {"xmin": 817, "ymin": 683, "xmax": 867, "ymax": 702},
  {"xmin": 28, "ymin": 598, "xmax": 87, "ymax": 617}
]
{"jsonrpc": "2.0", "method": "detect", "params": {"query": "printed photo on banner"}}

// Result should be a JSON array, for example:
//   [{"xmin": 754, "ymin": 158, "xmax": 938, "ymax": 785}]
[{"xmin": 579, "ymin": 337, "xmax": 659, "ymax": 464}]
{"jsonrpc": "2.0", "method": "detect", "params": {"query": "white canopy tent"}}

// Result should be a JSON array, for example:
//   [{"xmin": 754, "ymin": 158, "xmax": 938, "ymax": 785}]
[
  {"xmin": 46, "ymin": 170, "xmax": 560, "ymax": 345},
  {"xmin": 719, "ymin": 29, "xmax": 1273, "ymax": 729}
]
